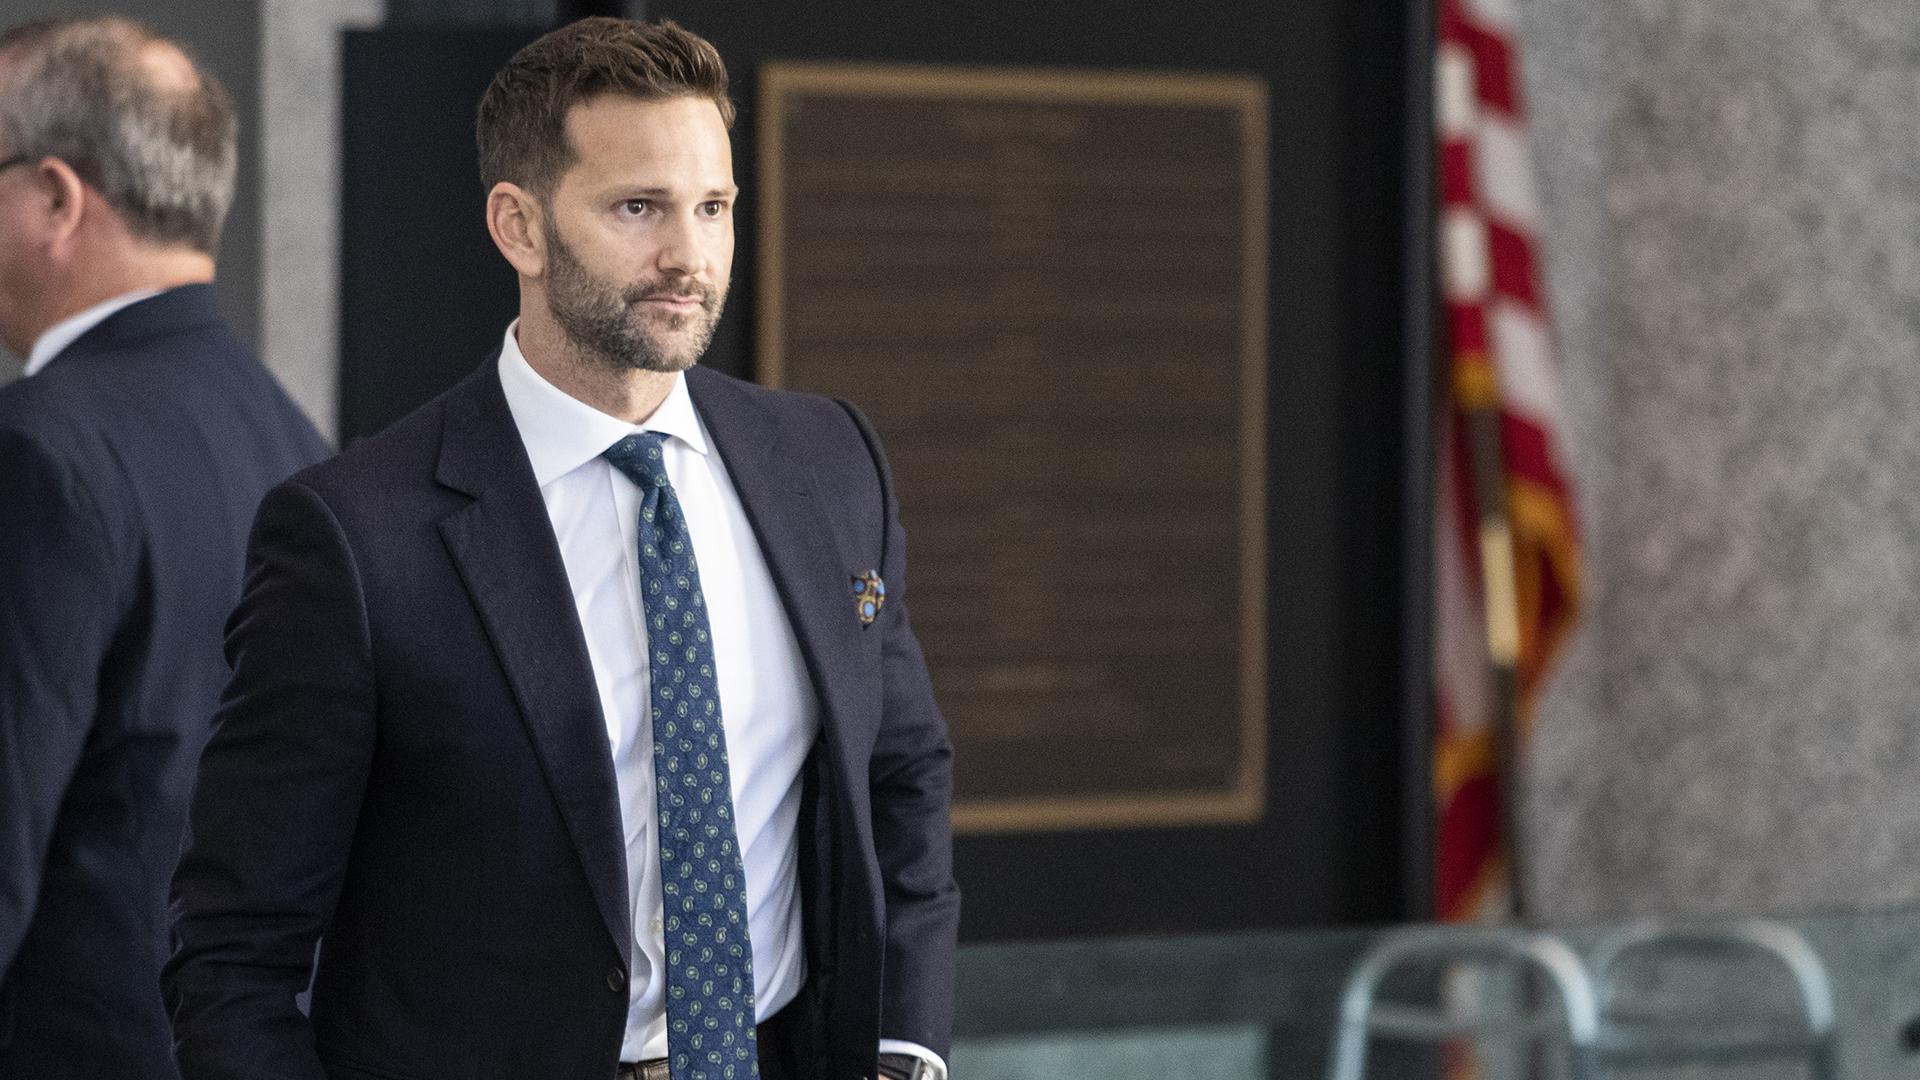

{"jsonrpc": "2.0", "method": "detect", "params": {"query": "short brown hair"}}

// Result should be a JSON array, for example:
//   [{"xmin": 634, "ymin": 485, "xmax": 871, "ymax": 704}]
[{"xmin": 476, "ymin": 17, "xmax": 734, "ymax": 198}]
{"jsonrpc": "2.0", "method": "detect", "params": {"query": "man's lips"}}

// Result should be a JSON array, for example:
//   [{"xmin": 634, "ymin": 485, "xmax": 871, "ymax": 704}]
[{"xmin": 634, "ymin": 294, "xmax": 704, "ymax": 311}]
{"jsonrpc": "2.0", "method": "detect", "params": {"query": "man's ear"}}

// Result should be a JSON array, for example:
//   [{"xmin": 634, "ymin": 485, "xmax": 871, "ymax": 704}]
[
  {"xmin": 35, "ymin": 157, "xmax": 88, "ymax": 251},
  {"xmin": 486, "ymin": 181, "xmax": 546, "ymax": 278}
]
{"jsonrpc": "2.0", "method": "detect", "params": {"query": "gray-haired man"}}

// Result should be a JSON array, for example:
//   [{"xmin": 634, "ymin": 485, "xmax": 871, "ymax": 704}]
[{"xmin": 0, "ymin": 16, "xmax": 327, "ymax": 1077}]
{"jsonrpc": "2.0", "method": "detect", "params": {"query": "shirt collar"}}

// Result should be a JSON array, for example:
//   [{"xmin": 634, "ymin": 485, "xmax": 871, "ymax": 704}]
[
  {"xmin": 24, "ymin": 288, "xmax": 164, "ymax": 376},
  {"xmin": 496, "ymin": 320, "xmax": 709, "ymax": 489}
]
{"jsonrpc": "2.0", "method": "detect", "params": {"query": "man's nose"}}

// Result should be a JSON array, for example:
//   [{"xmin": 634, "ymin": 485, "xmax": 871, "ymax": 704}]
[{"xmin": 655, "ymin": 215, "xmax": 710, "ymax": 278}]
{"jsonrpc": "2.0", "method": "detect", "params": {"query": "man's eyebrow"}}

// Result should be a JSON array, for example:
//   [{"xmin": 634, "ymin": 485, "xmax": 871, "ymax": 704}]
[{"xmin": 607, "ymin": 186, "xmax": 740, "ymax": 198}]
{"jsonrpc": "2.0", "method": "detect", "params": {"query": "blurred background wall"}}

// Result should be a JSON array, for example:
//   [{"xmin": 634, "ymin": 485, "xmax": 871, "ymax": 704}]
[
  {"xmin": 0, "ymin": 0, "xmax": 1419, "ymax": 936},
  {"xmin": 1522, "ymin": 0, "xmax": 1920, "ymax": 921},
  {"xmin": 10, "ymin": 0, "xmax": 1920, "ymax": 932}
]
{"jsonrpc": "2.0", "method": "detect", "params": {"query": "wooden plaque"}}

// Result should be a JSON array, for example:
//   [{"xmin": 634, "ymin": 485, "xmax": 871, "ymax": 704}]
[{"xmin": 759, "ymin": 63, "xmax": 1268, "ymax": 832}]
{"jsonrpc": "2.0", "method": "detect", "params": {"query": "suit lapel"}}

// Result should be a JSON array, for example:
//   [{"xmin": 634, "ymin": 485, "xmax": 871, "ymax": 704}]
[
  {"xmin": 434, "ymin": 363, "xmax": 632, "ymax": 962},
  {"xmin": 687, "ymin": 369, "xmax": 870, "ymax": 760}
]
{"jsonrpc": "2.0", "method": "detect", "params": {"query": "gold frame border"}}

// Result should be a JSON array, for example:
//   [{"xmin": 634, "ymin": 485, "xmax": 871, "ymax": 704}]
[{"xmin": 758, "ymin": 62, "xmax": 1270, "ymax": 834}]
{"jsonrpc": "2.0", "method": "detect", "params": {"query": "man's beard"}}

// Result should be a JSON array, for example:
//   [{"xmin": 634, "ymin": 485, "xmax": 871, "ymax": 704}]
[{"xmin": 543, "ymin": 221, "xmax": 726, "ymax": 373}]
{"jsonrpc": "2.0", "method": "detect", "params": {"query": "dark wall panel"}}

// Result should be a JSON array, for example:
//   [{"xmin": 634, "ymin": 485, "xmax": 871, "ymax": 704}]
[
  {"xmin": 340, "ymin": 29, "xmax": 528, "ymax": 443},
  {"xmin": 642, "ymin": 0, "xmax": 1417, "ymax": 939}
]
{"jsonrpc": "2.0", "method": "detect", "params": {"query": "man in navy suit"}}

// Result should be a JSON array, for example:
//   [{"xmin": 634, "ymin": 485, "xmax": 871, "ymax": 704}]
[
  {"xmin": 0, "ymin": 16, "xmax": 329, "ymax": 1080},
  {"xmin": 167, "ymin": 19, "xmax": 957, "ymax": 1080}
]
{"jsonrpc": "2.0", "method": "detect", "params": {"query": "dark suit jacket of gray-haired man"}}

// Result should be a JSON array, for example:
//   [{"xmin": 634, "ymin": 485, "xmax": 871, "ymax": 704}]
[{"xmin": 0, "ymin": 16, "xmax": 330, "ymax": 1080}]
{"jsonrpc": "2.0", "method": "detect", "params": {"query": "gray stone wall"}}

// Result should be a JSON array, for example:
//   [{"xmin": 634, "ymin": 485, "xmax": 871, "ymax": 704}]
[
  {"xmin": 259, "ymin": 0, "xmax": 385, "ymax": 441},
  {"xmin": 1521, "ymin": 0, "xmax": 1920, "ymax": 919}
]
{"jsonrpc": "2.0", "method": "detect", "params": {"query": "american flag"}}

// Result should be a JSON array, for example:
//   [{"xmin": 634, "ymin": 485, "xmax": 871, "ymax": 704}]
[{"xmin": 1431, "ymin": 0, "xmax": 1583, "ymax": 925}]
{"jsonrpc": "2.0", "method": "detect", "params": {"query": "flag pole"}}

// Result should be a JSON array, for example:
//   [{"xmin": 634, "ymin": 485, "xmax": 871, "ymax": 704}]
[{"xmin": 1459, "ymin": 381, "xmax": 1525, "ymax": 920}]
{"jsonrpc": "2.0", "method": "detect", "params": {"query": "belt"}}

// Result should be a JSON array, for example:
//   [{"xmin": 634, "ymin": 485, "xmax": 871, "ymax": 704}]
[{"xmin": 616, "ymin": 998, "xmax": 797, "ymax": 1080}]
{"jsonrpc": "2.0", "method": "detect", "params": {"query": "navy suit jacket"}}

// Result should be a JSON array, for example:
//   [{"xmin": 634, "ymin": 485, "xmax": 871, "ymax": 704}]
[
  {"xmin": 165, "ymin": 359, "xmax": 958, "ymax": 1080},
  {"xmin": 0, "ymin": 285, "xmax": 329, "ymax": 1079}
]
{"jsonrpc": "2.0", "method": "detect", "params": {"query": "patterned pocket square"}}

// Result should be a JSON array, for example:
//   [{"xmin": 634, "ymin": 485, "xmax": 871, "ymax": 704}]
[{"xmin": 852, "ymin": 569, "xmax": 886, "ymax": 626}]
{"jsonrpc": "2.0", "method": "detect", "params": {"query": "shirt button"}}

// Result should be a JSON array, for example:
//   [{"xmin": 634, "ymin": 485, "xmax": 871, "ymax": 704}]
[
  {"xmin": 650, "ymin": 916, "xmax": 663, "ymax": 935},
  {"xmin": 607, "ymin": 967, "xmax": 627, "ymax": 993}
]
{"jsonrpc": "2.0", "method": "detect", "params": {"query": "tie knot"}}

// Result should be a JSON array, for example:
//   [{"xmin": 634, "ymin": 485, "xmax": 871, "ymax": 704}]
[{"xmin": 603, "ymin": 431, "xmax": 672, "ymax": 488}]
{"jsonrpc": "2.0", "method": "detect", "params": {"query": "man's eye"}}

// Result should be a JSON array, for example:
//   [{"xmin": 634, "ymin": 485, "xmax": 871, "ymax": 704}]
[
  {"xmin": 700, "ymin": 201, "xmax": 728, "ymax": 217},
  {"xmin": 619, "ymin": 199, "xmax": 651, "ymax": 217}
]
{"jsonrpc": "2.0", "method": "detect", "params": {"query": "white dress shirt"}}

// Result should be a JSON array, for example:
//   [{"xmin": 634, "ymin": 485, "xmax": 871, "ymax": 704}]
[
  {"xmin": 496, "ymin": 325, "xmax": 816, "ymax": 1062},
  {"xmin": 24, "ymin": 289, "xmax": 162, "ymax": 375}
]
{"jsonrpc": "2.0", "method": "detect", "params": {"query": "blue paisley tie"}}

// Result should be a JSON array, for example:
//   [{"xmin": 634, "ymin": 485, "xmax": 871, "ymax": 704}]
[{"xmin": 604, "ymin": 432, "xmax": 758, "ymax": 1080}]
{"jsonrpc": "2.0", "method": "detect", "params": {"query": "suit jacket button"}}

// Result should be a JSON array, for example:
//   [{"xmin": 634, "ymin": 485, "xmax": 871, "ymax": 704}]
[{"xmin": 607, "ymin": 967, "xmax": 627, "ymax": 992}]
